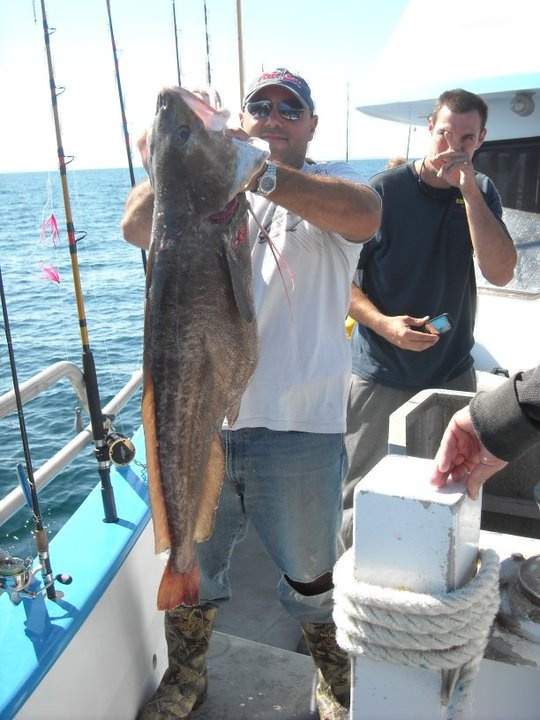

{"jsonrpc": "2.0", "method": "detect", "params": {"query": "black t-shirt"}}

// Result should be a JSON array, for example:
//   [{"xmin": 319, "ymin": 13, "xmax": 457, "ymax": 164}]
[{"xmin": 351, "ymin": 162, "xmax": 505, "ymax": 390}]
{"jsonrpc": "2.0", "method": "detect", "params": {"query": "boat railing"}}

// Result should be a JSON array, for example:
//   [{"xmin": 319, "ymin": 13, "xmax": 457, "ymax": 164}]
[
  {"xmin": 0, "ymin": 362, "xmax": 143, "ymax": 526},
  {"xmin": 0, "ymin": 361, "xmax": 88, "ymax": 418}
]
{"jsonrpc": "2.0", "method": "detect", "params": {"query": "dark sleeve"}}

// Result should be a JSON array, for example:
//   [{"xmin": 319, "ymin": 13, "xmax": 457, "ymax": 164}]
[
  {"xmin": 476, "ymin": 174, "xmax": 512, "ymax": 238},
  {"xmin": 470, "ymin": 365, "xmax": 540, "ymax": 461},
  {"xmin": 476, "ymin": 174, "xmax": 504, "ymax": 220},
  {"xmin": 356, "ymin": 175, "xmax": 384, "ymax": 270}
]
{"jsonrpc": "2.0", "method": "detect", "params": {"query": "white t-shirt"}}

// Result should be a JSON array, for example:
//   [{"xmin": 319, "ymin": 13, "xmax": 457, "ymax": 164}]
[{"xmin": 227, "ymin": 160, "xmax": 368, "ymax": 434}]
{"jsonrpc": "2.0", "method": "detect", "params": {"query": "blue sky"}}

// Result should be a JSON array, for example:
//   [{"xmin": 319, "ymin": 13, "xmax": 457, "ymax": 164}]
[
  {"xmin": 0, "ymin": 0, "xmax": 417, "ymax": 171},
  {"xmin": 1, "ymin": 0, "xmax": 537, "ymax": 172}
]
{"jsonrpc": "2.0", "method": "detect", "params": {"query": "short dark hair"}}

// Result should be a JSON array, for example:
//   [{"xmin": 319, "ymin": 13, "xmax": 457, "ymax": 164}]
[{"xmin": 432, "ymin": 89, "xmax": 488, "ymax": 131}]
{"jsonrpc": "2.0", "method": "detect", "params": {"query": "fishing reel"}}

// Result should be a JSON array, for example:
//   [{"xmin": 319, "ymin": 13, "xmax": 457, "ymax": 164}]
[
  {"xmin": 104, "ymin": 416, "xmax": 136, "ymax": 467},
  {"xmin": 73, "ymin": 410, "xmax": 136, "ymax": 467},
  {"xmin": 0, "ymin": 548, "xmax": 72, "ymax": 605}
]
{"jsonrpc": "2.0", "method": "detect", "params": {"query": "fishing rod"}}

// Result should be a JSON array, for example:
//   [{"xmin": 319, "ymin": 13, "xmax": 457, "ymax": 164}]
[
  {"xmin": 0, "ymin": 267, "xmax": 72, "ymax": 601},
  {"xmin": 105, "ymin": 0, "xmax": 147, "ymax": 273},
  {"xmin": 203, "ymin": 0, "xmax": 212, "ymax": 86},
  {"xmin": 172, "ymin": 0, "xmax": 182, "ymax": 86},
  {"xmin": 38, "ymin": 0, "xmax": 121, "ymax": 523}
]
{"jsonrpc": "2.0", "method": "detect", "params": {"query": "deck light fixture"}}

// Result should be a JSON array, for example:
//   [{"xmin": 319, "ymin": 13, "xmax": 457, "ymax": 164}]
[{"xmin": 511, "ymin": 92, "xmax": 535, "ymax": 117}]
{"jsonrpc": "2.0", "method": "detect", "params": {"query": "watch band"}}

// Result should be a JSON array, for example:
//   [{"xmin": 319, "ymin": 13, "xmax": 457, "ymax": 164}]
[{"xmin": 255, "ymin": 162, "xmax": 277, "ymax": 197}]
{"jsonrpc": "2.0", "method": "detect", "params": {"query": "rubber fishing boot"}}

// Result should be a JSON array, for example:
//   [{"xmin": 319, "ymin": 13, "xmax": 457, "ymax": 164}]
[
  {"xmin": 137, "ymin": 604, "xmax": 217, "ymax": 720},
  {"xmin": 301, "ymin": 621, "xmax": 351, "ymax": 720}
]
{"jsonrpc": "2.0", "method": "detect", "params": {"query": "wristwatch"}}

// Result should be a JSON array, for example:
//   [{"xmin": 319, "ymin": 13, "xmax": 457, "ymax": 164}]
[{"xmin": 255, "ymin": 162, "xmax": 277, "ymax": 196}]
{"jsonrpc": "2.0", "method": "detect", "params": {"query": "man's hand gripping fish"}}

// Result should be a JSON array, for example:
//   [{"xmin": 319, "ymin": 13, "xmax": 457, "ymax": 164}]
[{"xmin": 143, "ymin": 87, "xmax": 267, "ymax": 611}]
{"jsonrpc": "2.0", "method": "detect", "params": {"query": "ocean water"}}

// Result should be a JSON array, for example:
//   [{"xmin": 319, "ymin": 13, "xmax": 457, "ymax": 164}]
[{"xmin": 0, "ymin": 159, "xmax": 387, "ymax": 558}]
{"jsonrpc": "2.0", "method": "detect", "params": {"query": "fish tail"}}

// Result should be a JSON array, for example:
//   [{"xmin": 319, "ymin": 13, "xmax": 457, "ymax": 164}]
[{"xmin": 157, "ymin": 557, "xmax": 200, "ymax": 611}]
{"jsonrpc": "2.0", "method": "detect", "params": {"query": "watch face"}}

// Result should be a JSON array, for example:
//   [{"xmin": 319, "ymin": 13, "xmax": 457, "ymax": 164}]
[
  {"xmin": 257, "ymin": 164, "xmax": 276, "ymax": 195},
  {"xmin": 260, "ymin": 175, "xmax": 275, "ymax": 193}
]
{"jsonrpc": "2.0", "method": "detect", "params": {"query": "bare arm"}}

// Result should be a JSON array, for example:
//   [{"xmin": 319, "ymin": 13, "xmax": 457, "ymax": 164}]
[
  {"xmin": 122, "ymin": 129, "xmax": 381, "ymax": 249},
  {"xmin": 461, "ymin": 183, "xmax": 516, "ymax": 286},
  {"xmin": 429, "ymin": 405, "xmax": 508, "ymax": 499},
  {"xmin": 430, "ymin": 364, "xmax": 540, "ymax": 498},
  {"xmin": 435, "ymin": 133, "xmax": 516, "ymax": 286},
  {"xmin": 348, "ymin": 282, "xmax": 438, "ymax": 352},
  {"xmin": 254, "ymin": 163, "xmax": 381, "ymax": 243},
  {"xmin": 121, "ymin": 179, "xmax": 154, "ymax": 250}
]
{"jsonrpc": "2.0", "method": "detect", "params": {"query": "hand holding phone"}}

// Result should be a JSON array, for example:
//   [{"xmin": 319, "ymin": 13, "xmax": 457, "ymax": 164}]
[{"xmin": 417, "ymin": 313, "xmax": 453, "ymax": 335}]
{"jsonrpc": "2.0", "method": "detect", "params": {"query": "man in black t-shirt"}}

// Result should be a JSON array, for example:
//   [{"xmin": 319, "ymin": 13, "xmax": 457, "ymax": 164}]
[{"xmin": 342, "ymin": 88, "xmax": 517, "ymax": 550}]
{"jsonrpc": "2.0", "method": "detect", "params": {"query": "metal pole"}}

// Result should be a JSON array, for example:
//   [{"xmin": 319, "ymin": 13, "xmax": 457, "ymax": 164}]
[{"xmin": 236, "ymin": 0, "xmax": 245, "ymax": 105}]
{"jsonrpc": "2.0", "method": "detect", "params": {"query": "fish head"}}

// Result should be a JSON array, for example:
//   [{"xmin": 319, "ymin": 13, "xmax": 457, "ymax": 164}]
[{"xmin": 147, "ymin": 86, "xmax": 269, "ymax": 217}]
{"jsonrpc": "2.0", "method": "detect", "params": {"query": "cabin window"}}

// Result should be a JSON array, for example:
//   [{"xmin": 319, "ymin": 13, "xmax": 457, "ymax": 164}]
[{"xmin": 474, "ymin": 137, "xmax": 540, "ymax": 297}]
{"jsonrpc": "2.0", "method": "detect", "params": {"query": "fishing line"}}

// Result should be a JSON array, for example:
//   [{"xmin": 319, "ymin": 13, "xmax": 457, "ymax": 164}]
[
  {"xmin": 36, "ymin": 173, "xmax": 73, "ymax": 360},
  {"xmin": 248, "ymin": 204, "xmax": 295, "ymax": 292},
  {"xmin": 0, "ymin": 266, "xmax": 72, "ymax": 600},
  {"xmin": 64, "ymin": 171, "xmax": 140, "ymax": 442},
  {"xmin": 105, "ymin": 0, "xmax": 147, "ymax": 273},
  {"xmin": 37, "ymin": 0, "xmax": 131, "ymax": 522}
]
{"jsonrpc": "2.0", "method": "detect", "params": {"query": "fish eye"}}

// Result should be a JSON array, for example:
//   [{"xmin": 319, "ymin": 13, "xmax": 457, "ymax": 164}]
[{"xmin": 177, "ymin": 126, "xmax": 191, "ymax": 144}]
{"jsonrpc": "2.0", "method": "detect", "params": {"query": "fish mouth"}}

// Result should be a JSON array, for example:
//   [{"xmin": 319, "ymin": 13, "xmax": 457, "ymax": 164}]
[
  {"xmin": 156, "ymin": 92, "xmax": 169, "ymax": 115},
  {"xmin": 155, "ymin": 87, "xmax": 179, "ymax": 115}
]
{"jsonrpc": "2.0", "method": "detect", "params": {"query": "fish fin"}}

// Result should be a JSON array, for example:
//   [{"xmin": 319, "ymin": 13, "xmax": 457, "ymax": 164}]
[
  {"xmin": 193, "ymin": 432, "xmax": 225, "ymax": 542},
  {"xmin": 177, "ymin": 87, "xmax": 230, "ymax": 131},
  {"xmin": 184, "ymin": 89, "xmax": 268, "ymax": 195},
  {"xmin": 226, "ymin": 403, "xmax": 240, "ymax": 428},
  {"xmin": 225, "ymin": 218, "xmax": 255, "ymax": 323},
  {"xmin": 157, "ymin": 556, "xmax": 200, "ymax": 611},
  {"xmin": 142, "ymin": 368, "xmax": 171, "ymax": 555},
  {"xmin": 231, "ymin": 137, "xmax": 269, "ymax": 194}
]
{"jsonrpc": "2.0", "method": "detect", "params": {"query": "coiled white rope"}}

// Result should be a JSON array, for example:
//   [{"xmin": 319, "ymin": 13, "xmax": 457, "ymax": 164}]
[{"xmin": 333, "ymin": 547, "xmax": 500, "ymax": 719}]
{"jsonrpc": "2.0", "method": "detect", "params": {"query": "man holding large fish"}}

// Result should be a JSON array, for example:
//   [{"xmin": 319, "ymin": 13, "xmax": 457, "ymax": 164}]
[{"xmin": 122, "ymin": 68, "xmax": 381, "ymax": 720}]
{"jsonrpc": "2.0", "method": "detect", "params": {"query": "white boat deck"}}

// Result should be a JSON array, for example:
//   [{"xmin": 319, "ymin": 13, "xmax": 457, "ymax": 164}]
[
  {"xmin": 191, "ymin": 632, "xmax": 316, "ymax": 719},
  {"xmin": 215, "ymin": 528, "xmax": 302, "ymax": 650},
  {"xmin": 192, "ymin": 527, "xmax": 318, "ymax": 719}
]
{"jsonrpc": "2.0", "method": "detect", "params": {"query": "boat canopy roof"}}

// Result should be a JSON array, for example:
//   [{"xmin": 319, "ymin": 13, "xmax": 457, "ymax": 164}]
[
  {"xmin": 356, "ymin": 73, "xmax": 540, "ymax": 142},
  {"xmin": 354, "ymin": 0, "xmax": 540, "ymax": 141}
]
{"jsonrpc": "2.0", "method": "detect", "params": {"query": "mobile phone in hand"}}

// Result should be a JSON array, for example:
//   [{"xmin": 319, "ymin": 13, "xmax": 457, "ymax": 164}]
[{"xmin": 418, "ymin": 313, "xmax": 453, "ymax": 335}]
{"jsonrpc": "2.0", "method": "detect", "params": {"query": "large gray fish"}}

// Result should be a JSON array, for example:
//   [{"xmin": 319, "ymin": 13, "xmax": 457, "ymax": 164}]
[{"xmin": 143, "ymin": 87, "xmax": 267, "ymax": 610}]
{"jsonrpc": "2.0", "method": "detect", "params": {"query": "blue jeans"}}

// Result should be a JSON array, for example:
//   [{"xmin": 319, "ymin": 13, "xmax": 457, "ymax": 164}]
[{"xmin": 196, "ymin": 427, "xmax": 347, "ymax": 624}]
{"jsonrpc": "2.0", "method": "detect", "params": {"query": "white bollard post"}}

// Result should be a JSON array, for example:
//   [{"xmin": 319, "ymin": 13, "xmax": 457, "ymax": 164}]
[{"xmin": 350, "ymin": 454, "xmax": 481, "ymax": 720}]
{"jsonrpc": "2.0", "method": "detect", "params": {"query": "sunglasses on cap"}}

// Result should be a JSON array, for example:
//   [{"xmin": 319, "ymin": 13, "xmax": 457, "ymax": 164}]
[{"xmin": 244, "ymin": 99, "xmax": 305, "ymax": 121}]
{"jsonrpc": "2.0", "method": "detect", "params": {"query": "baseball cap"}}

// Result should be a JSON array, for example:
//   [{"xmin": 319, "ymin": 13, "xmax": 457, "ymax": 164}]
[{"xmin": 242, "ymin": 68, "xmax": 314, "ymax": 113}]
